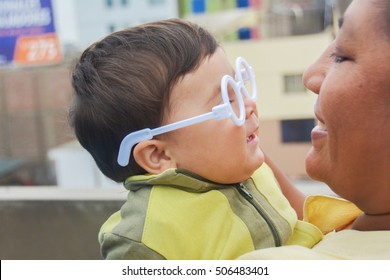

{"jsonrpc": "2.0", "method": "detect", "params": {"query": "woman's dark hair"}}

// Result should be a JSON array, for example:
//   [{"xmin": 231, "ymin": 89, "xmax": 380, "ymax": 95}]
[{"xmin": 68, "ymin": 18, "xmax": 218, "ymax": 182}]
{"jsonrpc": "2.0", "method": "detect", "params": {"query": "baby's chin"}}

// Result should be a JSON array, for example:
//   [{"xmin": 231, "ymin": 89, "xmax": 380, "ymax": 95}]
[
  {"xmin": 214, "ymin": 161, "xmax": 265, "ymax": 184},
  {"xmin": 247, "ymin": 150, "xmax": 265, "ymax": 172}
]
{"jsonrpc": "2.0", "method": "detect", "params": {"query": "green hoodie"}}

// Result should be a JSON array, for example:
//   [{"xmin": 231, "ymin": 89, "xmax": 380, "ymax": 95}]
[{"xmin": 99, "ymin": 163, "xmax": 321, "ymax": 259}]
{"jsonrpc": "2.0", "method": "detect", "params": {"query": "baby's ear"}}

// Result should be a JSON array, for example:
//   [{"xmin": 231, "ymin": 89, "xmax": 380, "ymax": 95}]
[{"xmin": 133, "ymin": 140, "xmax": 177, "ymax": 174}]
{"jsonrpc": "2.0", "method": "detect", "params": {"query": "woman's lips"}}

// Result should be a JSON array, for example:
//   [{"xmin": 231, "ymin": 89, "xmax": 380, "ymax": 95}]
[
  {"xmin": 317, "ymin": 119, "xmax": 327, "ymax": 131},
  {"xmin": 311, "ymin": 119, "xmax": 328, "ymax": 140}
]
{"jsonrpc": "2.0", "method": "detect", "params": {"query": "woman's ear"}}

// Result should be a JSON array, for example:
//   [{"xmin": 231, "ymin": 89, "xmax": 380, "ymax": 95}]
[{"xmin": 133, "ymin": 140, "xmax": 176, "ymax": 174}]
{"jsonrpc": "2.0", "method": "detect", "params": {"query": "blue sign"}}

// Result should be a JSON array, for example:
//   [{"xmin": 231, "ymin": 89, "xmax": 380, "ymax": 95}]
[{"xmin": 0, "ymin": 0, "xmax": 61, "ymax": 66}]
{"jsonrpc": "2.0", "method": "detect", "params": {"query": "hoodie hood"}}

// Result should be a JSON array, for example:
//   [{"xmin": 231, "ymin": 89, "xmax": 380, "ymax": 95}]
[{"xmin": 124, "ymin": 168, "xmax": 242, "ymax": 193}]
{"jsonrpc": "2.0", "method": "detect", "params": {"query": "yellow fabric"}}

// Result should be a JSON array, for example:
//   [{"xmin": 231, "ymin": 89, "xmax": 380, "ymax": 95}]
[
  {"xmin": 142, "ymin": 186, "xmax": 254, "ymax": 260},
  {"xmin": 305, "ymin": 230, "xmax": 390, "ymax": 259},
  {"xmin": 287, "ymin": 220, "xmax": 323, "ymax": 248},
  {"xmin": 251, "ymin": 165, "xmax": 297, "ymax": 233},
  {"xmin": 238, "ymin": 195, "xmax": 373, "ymax": 260},
  {"xmin": 237, "ymin": 244, "xmax": 324, "ymax": 259},
  {"xmin": 238, "ymin": 230, "xmax": 390, "ymax": 260},
  {"xmin": 304, "ymin": 195, "xmax": 363, "ymax": 234}
]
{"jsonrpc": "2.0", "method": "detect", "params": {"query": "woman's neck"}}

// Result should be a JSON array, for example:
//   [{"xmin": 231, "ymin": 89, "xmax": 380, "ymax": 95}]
[{"xmin": 352, "ymin": 212, "xmax": 390, "ymax": 231}]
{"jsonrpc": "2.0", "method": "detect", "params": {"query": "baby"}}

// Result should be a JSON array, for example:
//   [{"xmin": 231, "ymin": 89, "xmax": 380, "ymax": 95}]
[{"xmin": 69, "ymin": 18, "xmax": 320, "ymax": 259}]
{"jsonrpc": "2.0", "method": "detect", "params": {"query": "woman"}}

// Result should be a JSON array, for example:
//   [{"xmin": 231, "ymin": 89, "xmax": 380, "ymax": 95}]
[{"xmin": 239, "ymin": 0, "xmax": 390, "ymax": 259}]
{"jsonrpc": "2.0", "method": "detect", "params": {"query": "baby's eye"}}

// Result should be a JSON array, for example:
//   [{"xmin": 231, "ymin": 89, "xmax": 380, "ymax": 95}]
[{"xmin": 228, "ymin": 92, "xmax": 236, "ymax": 103}]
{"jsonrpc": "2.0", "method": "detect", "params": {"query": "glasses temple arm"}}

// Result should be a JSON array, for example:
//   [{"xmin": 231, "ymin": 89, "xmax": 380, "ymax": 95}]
[{"xmin": 117, "ymin": 103, "xmax": 230, "ymax": 166}]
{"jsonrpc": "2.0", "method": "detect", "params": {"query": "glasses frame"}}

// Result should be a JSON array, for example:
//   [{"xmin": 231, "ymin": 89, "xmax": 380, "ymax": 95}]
[{"xmin": 117, "ymin": 56, "xmax": 257, "ymax": 167}]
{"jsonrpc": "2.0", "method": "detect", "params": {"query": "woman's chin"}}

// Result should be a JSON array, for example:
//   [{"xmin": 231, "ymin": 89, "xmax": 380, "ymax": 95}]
[{"xmin": 305, "ymin": 148, "xmax": 323, "ymax": 181}]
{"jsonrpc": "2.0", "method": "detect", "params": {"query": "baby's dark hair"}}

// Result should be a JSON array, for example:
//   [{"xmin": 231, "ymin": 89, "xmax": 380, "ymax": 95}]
[{"xmin": 68, "ymin": 18, "xmax": 218, "ymax": 182}]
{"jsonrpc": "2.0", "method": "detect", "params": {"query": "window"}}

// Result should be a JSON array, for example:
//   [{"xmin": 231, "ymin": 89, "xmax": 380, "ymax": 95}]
[
  {"xmin": 281, "ymin": 119, "xmax": 315, "ymax": 143},
  {"xmin": 108, "ymin": 24, "xmax": 116, "ymax": 33},
  {"xmin": 149, "ymin": 0, "xmax": 165, "ymax": 5},
  {"xmin": 283, "ymin": 73, "xmax": 305, "ymax": 93},
  {"xmin": 106, "ymin": 0, "xmax": 113, "ymax": 7}
]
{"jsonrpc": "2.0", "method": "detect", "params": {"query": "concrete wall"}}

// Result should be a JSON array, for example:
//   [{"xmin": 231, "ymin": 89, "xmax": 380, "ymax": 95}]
[
  {"xmin": 0, "ymin": 181, "xmax": 334, "ymax": 260},
  {"xmin": 0, "ymin": 188, "xmax": 126, "ymax": 260}
]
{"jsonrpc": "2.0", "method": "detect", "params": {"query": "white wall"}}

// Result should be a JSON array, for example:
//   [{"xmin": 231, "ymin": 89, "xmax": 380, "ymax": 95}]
[{"xmin": 48, "ymin": 141, "xmax": 121, "ymax": 189}]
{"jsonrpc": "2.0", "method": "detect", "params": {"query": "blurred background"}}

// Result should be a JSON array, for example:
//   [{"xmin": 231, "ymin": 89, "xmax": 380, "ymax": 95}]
[{"xmin": 0, "ymin": 0, "xmax": 350, "ymax": 259}]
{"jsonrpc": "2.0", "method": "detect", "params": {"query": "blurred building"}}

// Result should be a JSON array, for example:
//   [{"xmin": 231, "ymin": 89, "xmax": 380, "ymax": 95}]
[
  {"xmin": 52, "ymin": 0, "xmax": 179, "ymax": 53},
  {"xmin": 0, "ymin": 0, "xmax": 353, "ymax": 186},
  {"xmin": 0, "ymin": 63, "xmax": 74, "ymax": 185}
]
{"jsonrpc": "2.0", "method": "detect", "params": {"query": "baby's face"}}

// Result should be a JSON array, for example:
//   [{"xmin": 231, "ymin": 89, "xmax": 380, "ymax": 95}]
[{"xmin": 160, "ymin": 48, "xmax": 264, "ymax": 184}]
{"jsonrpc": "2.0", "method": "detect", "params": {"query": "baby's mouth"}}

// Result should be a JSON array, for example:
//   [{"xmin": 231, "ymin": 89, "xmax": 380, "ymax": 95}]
[
  {"xmin": 246, "ymin": 116, "xmax": 259, "ymax": 143},
  {"xmin": 246, "ymin": 129, "xmax": 259, "ymax": 143},
  {"xmin": 247, "ymin": 134, "xmax": 255, "ymax": 142}
]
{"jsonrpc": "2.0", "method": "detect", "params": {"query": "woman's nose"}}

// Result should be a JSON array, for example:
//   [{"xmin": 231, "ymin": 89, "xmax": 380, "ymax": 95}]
[{"xmin": 303, "ymin": 43, "xmax": 334, "ymax": 95}]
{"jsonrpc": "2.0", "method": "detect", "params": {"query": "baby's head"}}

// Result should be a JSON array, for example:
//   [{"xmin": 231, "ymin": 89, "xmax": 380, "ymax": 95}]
[
  {"xmin": 69, "ymin": 19, "xmax": 264, "ymax": 184},
  {"xmin": 69, "ymin": 19, "xmax": 218, "ymax": 182}
]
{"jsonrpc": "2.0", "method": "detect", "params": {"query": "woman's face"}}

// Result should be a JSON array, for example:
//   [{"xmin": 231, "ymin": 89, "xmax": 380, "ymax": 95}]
[{"xmin": 303, "ymin": 0, "xmax": 390, "ymax": 213}]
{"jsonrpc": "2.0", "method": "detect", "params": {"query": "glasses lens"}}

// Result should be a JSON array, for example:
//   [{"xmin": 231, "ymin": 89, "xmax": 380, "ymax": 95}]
[
  {"xmin": 226, "ymin": 81, "xmax": 241, "ymax": 117},
  {"xmin": 236, "ymin": 57, "xmax": 257, "ymax": 100},
  {"xmin": 221, "ymin": 76, "xmax": 245, "ymax": 126}
]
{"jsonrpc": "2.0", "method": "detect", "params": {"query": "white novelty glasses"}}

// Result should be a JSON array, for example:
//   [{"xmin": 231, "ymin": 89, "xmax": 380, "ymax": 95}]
[{"xmin": 117, "ymin": 57, "xmax": 257, "ymax": 166}]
